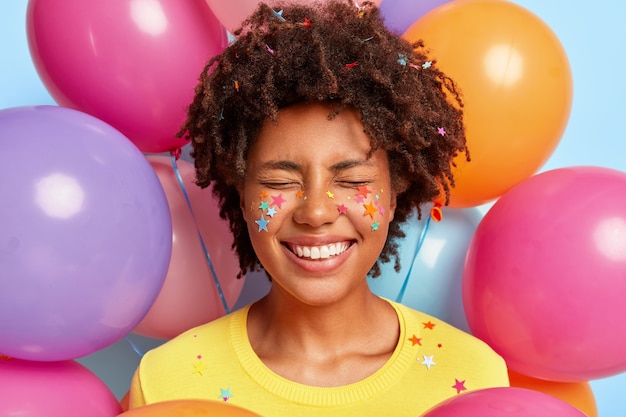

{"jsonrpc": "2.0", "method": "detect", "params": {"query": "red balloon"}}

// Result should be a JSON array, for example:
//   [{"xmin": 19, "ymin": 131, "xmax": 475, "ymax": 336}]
[{"xmin": 27, "ymin": 0, "xmax": 228, "ymax": 153}]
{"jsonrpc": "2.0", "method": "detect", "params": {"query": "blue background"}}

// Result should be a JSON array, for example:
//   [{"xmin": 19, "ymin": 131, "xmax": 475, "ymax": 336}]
[{"xmin": 1, "ymin": 1, "xmax": 625, "ymax": 415}]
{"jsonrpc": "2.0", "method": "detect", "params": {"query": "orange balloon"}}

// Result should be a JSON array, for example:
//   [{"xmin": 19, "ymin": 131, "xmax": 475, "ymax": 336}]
[
  {"xmin": 119, "ymin": 400, "xmax": 261, "ymax": 417},
  {"xmin": 404, "ymin": 0, "xmax": 573, "ymax": 207},
  {"xmin": 508, "ymin": 370, "xmax": 598, "ymax": 417}
]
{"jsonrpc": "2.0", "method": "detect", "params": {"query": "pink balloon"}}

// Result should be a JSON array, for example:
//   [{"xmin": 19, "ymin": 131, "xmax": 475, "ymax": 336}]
[
  {"xmin": 463, "ymin": 166, "xmax": 626, "ymax": 381},
  {"xmin": 0, "ymin": 358, "xmax": 122, "ymax": 417},
  {"xmin": 27, "ymin": 0, "xmax": 228, "ymax": 153},
  {"xmin": 133, "ymin": 156, "xmax": 244, "ymax": 339},
  {"xmin": 422, "ymin": 387, "xmax": 586, "ymax": 417},
  {"xmin": 206, "ymin": 0, "xmax": 383, "ymax": 34}
]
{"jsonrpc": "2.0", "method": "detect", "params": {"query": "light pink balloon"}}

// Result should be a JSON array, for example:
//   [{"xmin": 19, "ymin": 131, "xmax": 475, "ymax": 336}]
[
  {"xmin": 0, "ymin": 358, "xmax": 122, "ymax": 417},
  {"xmin": 205, "ymin": 0, "xmax": 383, "ymax": 34},
  {"xmin": 463, "ymin": 166, "xmax": 626, "ymax": 381},
  {"xmin": 422, "ymin": 387, "xmax": 586, "ymax": 417},
  {"xmin": 133, "ymin": 156, "xmax": 244, "ymax": 339},
  {"xmin": 27, "ymin": 0, "xmax": 228, "ymax": 153}
]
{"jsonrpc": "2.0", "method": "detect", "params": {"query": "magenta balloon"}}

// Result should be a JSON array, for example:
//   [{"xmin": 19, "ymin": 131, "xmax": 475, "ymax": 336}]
[
  {"xmin": 422, "ymin": 387, "xmax": 586, "ymax": 417},
  {"xmin": 27, "ymin": 0, "xmax": 228, "ymax": 153},
  {"xmin": 0, "ymin": 358, "xmax": 122, "ymax": 417},
  {"xmin": 379, "ymin": 0, "xmax": 451, "ymax": 34},
  {"xmin": 464, "ymin": 166, "xmax": 626, "ymax": 381},
  {"xmin": 0, "ymin": 106, "xmax": 172, "ymax": 361}
]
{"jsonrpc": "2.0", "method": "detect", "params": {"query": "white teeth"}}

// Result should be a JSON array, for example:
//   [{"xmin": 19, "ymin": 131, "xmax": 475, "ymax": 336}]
[{"xmin": 291, "ymin": 242, "xmax": 349, "ymax": 259}]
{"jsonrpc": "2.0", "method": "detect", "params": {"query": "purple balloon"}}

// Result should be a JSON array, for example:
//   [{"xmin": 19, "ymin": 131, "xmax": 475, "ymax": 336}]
[
  {"xmin": 0, "ymin": 106, "xmax": 172, "ymax": 361},
  {"xmin": 379, "ymin": 0, "xmax": 452, "ymax": 34}
]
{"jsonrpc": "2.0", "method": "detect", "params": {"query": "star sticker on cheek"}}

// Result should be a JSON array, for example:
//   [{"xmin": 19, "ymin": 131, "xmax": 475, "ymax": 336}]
[
  {"xmin": 363, "ymin": 201, "xmax": 378, "ymax": 218},
  {"xmin": 259, "ymin": 201, "xmax": 269, "ymax": 211},
  {"xmin": 271, "ymin": 193, "xmax": 286, "ymax": 209},
  {"xmin": 296, "ymin": 190, "xmax": 305, "ymax": 198},
  {"xmin": 337, "ymin": 204, "xmax": 348, "ymax": 214},
  {"xmin": 371, "ymin": 222, "xmax": 380, "ymax": 231},
  {"xmin": 355, "ymin": 194, "xmax": 365, "ymax": 203},
  {"xmin": 255, "ymin": 215, "xmax": 269, "ymax": 232},
  {"xmin": 356, "ymin": 185, "xmax": 371, "ymax": 198},
  {"xmin": 266, "ymin": 207, "xmax": 277, "ymax": 217},
  {"xmin": 326, "ymin": 190, "xmax": 335, "ymax": 199},
  {"xmin": 259, "ymin": 191, "xmax": 269, "ymax": 199}
]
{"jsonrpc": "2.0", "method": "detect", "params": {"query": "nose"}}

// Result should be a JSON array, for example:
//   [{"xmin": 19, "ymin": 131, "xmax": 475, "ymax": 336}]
[{"xmin": 292, "ymin": 186, "xmax": 340, "ymax": 228}]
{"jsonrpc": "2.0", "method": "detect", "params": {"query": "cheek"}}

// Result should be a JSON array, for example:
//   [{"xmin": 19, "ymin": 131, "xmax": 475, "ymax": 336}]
[
  {"xmin": 334, "ymin": 186, "xmax": 392, "ymax": 233},
  {"xmin": 246, "ymin": 190, "xmax": 298, "ymax": 233}
]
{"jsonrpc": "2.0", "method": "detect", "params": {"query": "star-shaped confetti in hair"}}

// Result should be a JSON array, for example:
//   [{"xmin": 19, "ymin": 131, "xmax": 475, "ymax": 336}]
[
  {"xmin": 272, "ymin": 9, "xmax": 286, "ymax": 21},
  {"xmin": 271, "ymin": 193, "xmax": 286, "ymax": 209},
  {"xmin": 437, "ymin": 127, "xmax": 446, "ymax": 136},
  {"xmin": 296, "ymin": 189, "xmax": 305, "ymax": 198},
  {"xmin": 343, "ymin": 61, "xmax": 359, "ymax": 69},
  {"xmin": 363, "ymin": 201, "xmax": 378, "ymax": 218},
  {"xmin": 266, "ymin": 44, "xmax": 275, "ymax": 55},
  {"xmin": 423, "ymin": 321, "xmax": 436, "ymax": 330},
  {"xmin": 422, "ymin": 61, "xmax": 432, "ymax": 69},
  {"xmin": 452, "ymin": 379, "xmax": 467, "ymax": 394},
  {"xmin": 255, "ymin": 215, "xmax": 269, "ymax": 232},
  {"xmin": 192, "ymin": 360, "xmax": 208, "ymax": 376},
  {"xmin": 259, "ymin": 201, "xmax": 269, "ymax": 211},
  {"xmin": 266, "ymin": 207, "xmax": 277, "ymax": 217},
  {"xmin": 371, "ymin": 221, "xmax": 380, "ymax": 231},
  {"xmin": 326, "ymin": 190, "xmax": 335, "ymax": 199},
  {"xmin": 234, "ymin": 80, "xmax": 239, "ymax": 91},
  {"xmin": 408, "ymin": 335, "xmax": 422, "ymax": 346},
  {"xmin": 219, "ymin": 387, "xmax": 233, "ymax": 402},
  {"xmin": 421, "ymin": 355, "xmax": 436, "ymax": 370},
  {"xmin": 337, "ymin": 204, "xmax": 348, "ymax": 214},
  {"xmin": 397, "ymin": 53, "xmax": 407, "ymax": 66}
]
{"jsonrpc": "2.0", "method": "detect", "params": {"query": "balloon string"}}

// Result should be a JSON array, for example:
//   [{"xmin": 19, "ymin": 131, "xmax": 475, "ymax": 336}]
[
  {"xmin": 169, "ymin": 153, "xmax": 231, "ymax": 315},
  {"xmin": 395, "ymin": 213, "xmax": 432, "ymax": 303},
  {"xmin": 124, "ymin": 337, "xmax": 146, "ymax": 357}
]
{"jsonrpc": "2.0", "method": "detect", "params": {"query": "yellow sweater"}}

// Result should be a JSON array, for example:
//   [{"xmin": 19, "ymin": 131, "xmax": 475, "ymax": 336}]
[{"xmin": 129, "ymin": 300, "xmax": 508, "ymax": 416}]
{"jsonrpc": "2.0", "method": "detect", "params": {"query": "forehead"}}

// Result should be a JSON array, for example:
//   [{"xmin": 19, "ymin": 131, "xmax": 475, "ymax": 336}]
[{"xmin": 247, "ymin": 103, "xmax": 374, "ymax": 165}]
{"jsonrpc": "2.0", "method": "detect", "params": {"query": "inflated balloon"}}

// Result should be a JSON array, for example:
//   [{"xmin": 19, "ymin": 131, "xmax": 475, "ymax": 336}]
[
  {"xmin": 368, "ymin": 206, "xmax": 482, "ymax": 331},
  {"xmin": 133, "ymin": 156, "xmax": 244, "ymax": 340},
  {"xmin": 379, "ymin": 0, "xmax": 451, "ymax": 34},
  {"xmin": 404, "ymin": 0, "xmax": 573, "ymax": 207},
  {"xmin": 0, "ymin": 358, "xmax": 122, "ymax": 417},
  {"xmin": 464, "ymin": 166, "xmax": 626, "ymax": 381},
  {"xmin": 205, "ymin": 0, "xmax": 382, "ymax": 34},
  {"xmin": 119, "ymin": 400, "xmax": 261, "ymax": 416},
  {"xmin": 421, "ymin": 387, "xmax": 586, "ymax": 417},
  {"xmin": 0, "ymin": 106, "xmax": 172, "ymax": 361},
  {"xmin": 27, "ymin": 0, "xmax": 228, "ymax": 153},
  {"xmin": 508, "ymin": 371, "xmax": 598, "ymax": 417}
]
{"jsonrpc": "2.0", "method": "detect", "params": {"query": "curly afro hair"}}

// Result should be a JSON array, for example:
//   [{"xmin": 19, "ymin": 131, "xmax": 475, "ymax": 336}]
[{"xmin": 180, "ymin": 0, "xmax": 468, "ymax": 278}]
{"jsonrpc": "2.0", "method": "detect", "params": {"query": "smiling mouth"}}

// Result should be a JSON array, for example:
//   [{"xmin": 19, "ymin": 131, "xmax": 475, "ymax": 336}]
[{"xmin": 286, "ymin": 242, "xmax": 353, "ymax": 260}]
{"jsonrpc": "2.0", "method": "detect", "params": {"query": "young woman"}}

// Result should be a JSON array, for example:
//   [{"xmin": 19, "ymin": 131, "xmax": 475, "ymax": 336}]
[{"xmin": 128, "ymin": 1, "xmax": 509, "ymax": 415}]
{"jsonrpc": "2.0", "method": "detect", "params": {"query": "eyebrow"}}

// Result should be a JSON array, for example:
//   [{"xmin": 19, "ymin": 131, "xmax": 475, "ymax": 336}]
[{"xmin": 257, "ymin": 159, "xmax": 375, "ymax": 173}]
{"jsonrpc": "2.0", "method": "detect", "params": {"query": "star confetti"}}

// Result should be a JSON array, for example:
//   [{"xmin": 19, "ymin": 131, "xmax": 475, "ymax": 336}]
[
  {"xmin": 421, "ymin": 355, "xmax": 436, "ymax": 370},
  {"xmin": 363, "ymin": 201, "xmax": 378, "ymax": 218},
  {"xmin": 343, "ymin": 61, "xmax": 359, "ymax": 69},
  {"xmin": 337, "ymin": 204, "xmax": 348, "ymax": 214},
  {"xmin": 219, "ymin": 387, "xmax": 233, "ymax": 401},
  {"xmin": 423, "ymin": 321, "xmax": 436, "ymax": 330},
  {"xmin": 272, "ymin": 9, "xmax": 286, "ymax": 21},
  {"xmin": 266, "ymin": 44, "xmax": 275, "ymax": 55},
  {"xmin": 302, "ymin": 17, "xmax": 311, "ymax": 28},
  {"xmin": 192, "ymin": 360, "xmax": 208, "ymax": 376},
  {"xmin": 266, "ymin": 207, "xmax": 277, "ymax": 217},
  {"xmin": 452, "ymin": 379, "xmax": 467, "ymax": 394},
  {"xmin": 356, "ymin": 185, "xmax": 371, "ymax": 198},
  {"xmin": 259, "ymin": 191, "xmax": 269, "ymax": 198},
  {"xmin": 408, "ymin": 335, "xmax": 422, "ymax": 346},
  {"xmin": 234, "ymin": 80, "xmax": 239, "ymax": 91},
  {"xmin": 326, "ymin": 190, "xmax": 335, "ymax": 199},
  {"xmin": 259, "ymin": 201, "xmax": 269, "ymax": 211},
  {"xmin": 371, "ymin": 221, "xmax": 380, "ymax": 231},
  {"xmin": 437, "ymin": 127, "xmax": 446, "ymax": 136},
  {"xmin": 255, "ymin": 215, "xmax": 269, "ymax": 232},
  {"xmin": 271, "ymin": 193, "xmax": 286, "ymax": 208},
  {"xmin": 397, "ymin": 53, "xmax": 408, "ymax": 66},
  {"xmin": 296, "ymin": 189, "xmax": 305, "ymax": 198},
  {"xmin": 355, "ymin": 194, "xmax": 365, "ymax": 203},
  {"xmin": 422, "ymin": 61, "xmax": 432, "ymax": 69}
]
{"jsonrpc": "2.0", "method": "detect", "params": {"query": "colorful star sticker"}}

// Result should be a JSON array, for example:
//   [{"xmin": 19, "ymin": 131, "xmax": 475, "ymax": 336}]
[
  {"xmin": 408, "ymin": 335, "xmax": 422, "ymax": 346},
  {"xmin": 296, "ymin": 189, "xmax": 305, "ymax": 198},
  {"xmin": 259, "ymin": 190, "xmax": 269, "ymax": 198},
  {"xmin": 422, "ymin": 61, "xmax": 432, "ymax": 69},
  {"xmin": 355, "ymin": 194, "xmax": 365, "ymax": 203},
  {"xmin": 266, "ymin": 207, "xmax": 277, "ymax": 217},
  {"xmin": 371, "ymin": 221, "xmax": 380, "ymax": 231},
  {"xmin": 437, "ymin": 127, "xmax": 446, "ymax": 136},
  {"xmin": 219, "ymin": 387, "xmax": 233, "ymax": 401},
  {"xmin": 452, "ymin": 379, "xmax": 467, "ymax": 394},
  {"xmin": 192, "ymin": 360, "xmax": 208, "ymax": 376},
  {"xmin": 259, "ymin": 201, "xmax": 269, "ymax": 211},
  {"xmin": 423, "ymin": 321, "xmax": 436, "ymax": 330},
  {"xmin": 337, "ymin": 204, "xmax": 348, "ymax": 214},
  {"xmin": 356, "ymin": 185, "xmax": 371, "ymax": 198},
  {"xmin": 326, "ymin": 190, "xmax": 335, "ymax": 199},
  {"xmin": 363, "ymin": 201, "xmax": 378, "ymax": 218},
  {"xmin": 255, "ymin": 215, "xmax": 269, "ymax": 232},
  {"xmin": 421, "ymin": 355, "xmax": 436, "ymax": 370},
  {"xmin": 271, "ymin": 193, "xmax": 286, "ymax": 208},
  {"xmin": 378, "ymin": 205, "xmax": 385, "ymax": 216}
]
